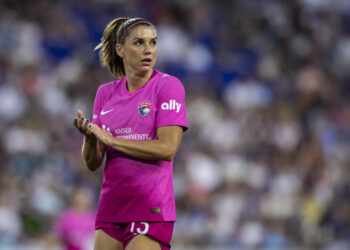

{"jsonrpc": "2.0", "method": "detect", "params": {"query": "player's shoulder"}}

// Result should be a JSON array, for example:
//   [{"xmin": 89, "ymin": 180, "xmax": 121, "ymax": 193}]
[
  {"xmin": 98, "ymin": 79, "xmax": 121, "ymax": 92},
  {"xmin": 154, "ymin": 70, "xmax": 184, "ymax": 90},
  {"xmin": 96, "ymin": 78, "xmax": 124, "ymax": 98},
  {"xmin": 156, "ymin": 70, "xmax": 181, "ymax": 83}
]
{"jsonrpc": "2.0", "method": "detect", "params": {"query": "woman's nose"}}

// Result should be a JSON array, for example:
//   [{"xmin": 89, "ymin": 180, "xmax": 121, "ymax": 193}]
[{"xmin": 144, "ymin": 44, "xmax": 153, "ymax": 54}]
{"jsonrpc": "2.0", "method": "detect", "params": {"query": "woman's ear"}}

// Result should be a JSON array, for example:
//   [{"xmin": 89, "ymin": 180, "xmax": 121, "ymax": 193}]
[{"xmin": 115, "ymin": 44, "xmax": 123, "ymax": 58}]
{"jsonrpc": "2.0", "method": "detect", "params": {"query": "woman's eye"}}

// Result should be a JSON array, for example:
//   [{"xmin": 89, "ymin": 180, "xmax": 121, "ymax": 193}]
[
  {"xmin": 135, "ymin": 41, "xmax": 142, "ymax": 45},
  {"xmin": 150, "ymin": 40, "xmax": 157, "ymax": 46}
]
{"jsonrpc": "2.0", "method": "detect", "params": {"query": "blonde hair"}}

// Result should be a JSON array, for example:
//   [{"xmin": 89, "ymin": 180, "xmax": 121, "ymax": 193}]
[{"xmin": 94, "ymin": 17, "xmax": 153, "ymax": 79}]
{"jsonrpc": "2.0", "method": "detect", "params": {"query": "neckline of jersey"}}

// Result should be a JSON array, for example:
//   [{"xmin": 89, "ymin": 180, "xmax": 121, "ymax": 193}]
[{"xmin": 122, "ymin": 70, "xmax": 159, "ymax": 96}]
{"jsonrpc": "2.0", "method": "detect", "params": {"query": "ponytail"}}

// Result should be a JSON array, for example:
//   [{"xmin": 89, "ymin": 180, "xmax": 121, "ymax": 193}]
[{"xmin": 94, "ymin": 17, "xmax": 128, "ymax": 79}]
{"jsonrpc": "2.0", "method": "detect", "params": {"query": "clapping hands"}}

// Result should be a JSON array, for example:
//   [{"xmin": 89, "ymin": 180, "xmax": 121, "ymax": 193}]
[{"xmin": 73, "ymin": 110, "xmax": 110, "ymax": 145}]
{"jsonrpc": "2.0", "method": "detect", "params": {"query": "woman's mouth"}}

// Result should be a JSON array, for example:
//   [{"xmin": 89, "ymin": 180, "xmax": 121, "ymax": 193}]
[{"xmin": 141, "ymin": 58, "xmax": 152, "ymax": 64}]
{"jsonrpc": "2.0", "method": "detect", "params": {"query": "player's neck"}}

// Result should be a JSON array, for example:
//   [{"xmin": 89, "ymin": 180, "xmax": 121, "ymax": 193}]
[{"xmin": 125, "ymin": 69, "xmax": 154, "ymax": 93}]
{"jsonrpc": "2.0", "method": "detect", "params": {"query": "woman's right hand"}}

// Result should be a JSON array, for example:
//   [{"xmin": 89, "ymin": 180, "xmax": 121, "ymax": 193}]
[
  {"xmin": 73, "ymin": 109, "xmax": 92, "ymax": 136},
  {"xmin": 74, "ymin": 109, "xmax": 104, "ymax": 171}
]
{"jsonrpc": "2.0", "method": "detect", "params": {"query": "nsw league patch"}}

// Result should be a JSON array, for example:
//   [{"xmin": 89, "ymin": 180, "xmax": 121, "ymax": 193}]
[{"xmin": 138, "ymin": 101, "xmax": 151, "ymax": 116}]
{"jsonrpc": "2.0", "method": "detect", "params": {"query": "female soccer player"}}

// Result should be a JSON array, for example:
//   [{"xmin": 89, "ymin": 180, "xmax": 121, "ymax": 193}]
[{"xmin": 73, "ymin": 17, "xmax": 187, "ymax": 250}]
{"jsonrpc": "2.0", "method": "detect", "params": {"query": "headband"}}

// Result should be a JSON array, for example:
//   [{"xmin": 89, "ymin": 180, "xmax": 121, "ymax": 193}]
[{"xmin": 117, "ymin": 20, "xmax": 152, "ymax": 44}]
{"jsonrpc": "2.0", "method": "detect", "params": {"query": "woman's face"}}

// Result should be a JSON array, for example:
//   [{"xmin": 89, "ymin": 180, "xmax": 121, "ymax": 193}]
[{"xmin": 117, "ymin": 25, "xmax": 157, "ymax": 74}]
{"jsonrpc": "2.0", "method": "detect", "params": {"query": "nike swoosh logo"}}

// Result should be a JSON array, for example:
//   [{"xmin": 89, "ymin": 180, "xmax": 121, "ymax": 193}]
[{"xmin": 101, "ymin": 109, "xmax": 113, "ymax": 115}]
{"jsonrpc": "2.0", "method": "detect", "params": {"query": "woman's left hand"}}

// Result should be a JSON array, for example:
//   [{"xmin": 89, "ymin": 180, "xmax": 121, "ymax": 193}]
[{"xmin": 88, "ymin": 123, "xmax": 111, "ymax": 146}]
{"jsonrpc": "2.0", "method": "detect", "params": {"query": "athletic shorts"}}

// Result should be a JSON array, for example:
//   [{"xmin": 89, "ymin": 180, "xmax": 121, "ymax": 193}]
[{"xmin": 95, "ymin": 221, "xmax": 174, "ymax": 250}]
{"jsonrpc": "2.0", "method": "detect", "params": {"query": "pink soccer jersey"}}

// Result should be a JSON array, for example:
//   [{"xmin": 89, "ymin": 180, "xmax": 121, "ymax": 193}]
[{"xmin": 91, "ymin": 70, "xmax": 187, "ymax": 223}]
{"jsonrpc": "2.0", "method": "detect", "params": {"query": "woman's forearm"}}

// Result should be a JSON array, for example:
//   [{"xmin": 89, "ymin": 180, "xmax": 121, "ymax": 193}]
[
  {"xmin": 82, "ymin": 135, "xmax": 104, "ymax": 171},
  {"xmin": 88, "ymin": 124, "xmax": 183, "ymax": 162},
  {"xmin": 106, "ymin": 137, "xmax": 175, "ymax": 161}
]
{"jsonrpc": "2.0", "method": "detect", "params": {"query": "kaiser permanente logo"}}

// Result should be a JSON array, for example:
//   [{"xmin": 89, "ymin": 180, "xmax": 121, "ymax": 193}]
[{"xmin": 161, "ymin": 100, "xmax": 181, "ymax": 112}]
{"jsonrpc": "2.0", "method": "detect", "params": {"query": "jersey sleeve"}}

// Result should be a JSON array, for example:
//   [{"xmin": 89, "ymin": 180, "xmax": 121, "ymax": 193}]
[
  {"xmin": 92, "ymin": 86, "xmax": 104, "ymax": 127},
  {"xmin": 156, "ymin": 77, "xmax": 188, "ymax": 131}
]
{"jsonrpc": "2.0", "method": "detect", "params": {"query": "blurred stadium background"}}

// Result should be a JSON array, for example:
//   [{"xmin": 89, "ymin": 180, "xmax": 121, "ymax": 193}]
[{"xmin": 1, "ymin": 0, "xmax": 350, "ymax": 249}]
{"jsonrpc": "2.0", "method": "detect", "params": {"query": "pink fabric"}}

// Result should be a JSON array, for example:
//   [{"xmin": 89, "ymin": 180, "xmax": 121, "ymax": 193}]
[
  {"xmin": 91, "ymin": 70, "xmax": 187, "ymax": 223},
  {"xmin": 55, "ymin": 209, "xmax": 95, "ymax": 250},
  {"xmin": 95, "ymin": 221, "xmax": 174, "ymax": 250}
]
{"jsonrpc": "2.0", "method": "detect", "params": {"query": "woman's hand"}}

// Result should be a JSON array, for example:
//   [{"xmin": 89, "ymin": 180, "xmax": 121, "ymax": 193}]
[
  {"xmin": 73, "ymin": 109, "xmax": 110, "ymax": 146},
  {"xmin": 74, "ymin": 109, "xmax": 106, "ymax": 171},
  {"xmin": 73, "ymin": 109, "xmax": 92, "ymax": 136},
  {"xmin": 87, "ymin": 123, "xmax": 111, "ymax": 145}
]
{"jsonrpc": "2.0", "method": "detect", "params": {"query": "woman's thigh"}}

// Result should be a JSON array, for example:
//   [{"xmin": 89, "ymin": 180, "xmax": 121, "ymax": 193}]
[
  {"xmin": 125, "ymin": 234, "xmax": 161, "ymax": 250},
  {"xmin": 94, "ymin": 229, "xmax": 124, "ymax": 250}
]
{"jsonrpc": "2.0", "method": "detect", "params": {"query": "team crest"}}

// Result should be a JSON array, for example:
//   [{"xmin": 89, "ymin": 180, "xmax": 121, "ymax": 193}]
[{"xmin": 138, "ymin": 101, "xmax": 151, "ymax": 116}]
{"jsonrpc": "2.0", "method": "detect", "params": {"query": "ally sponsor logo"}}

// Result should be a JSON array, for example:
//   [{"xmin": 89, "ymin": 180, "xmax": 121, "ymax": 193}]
[{"xmin": 161, "ymin": 100, "xmax": 181, "ymax": 112}]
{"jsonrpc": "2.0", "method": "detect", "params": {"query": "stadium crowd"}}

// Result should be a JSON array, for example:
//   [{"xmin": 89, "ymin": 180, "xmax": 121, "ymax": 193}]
[{"xmin": 0, "ymin": 0, "xmax": 350, "ymax": 249}]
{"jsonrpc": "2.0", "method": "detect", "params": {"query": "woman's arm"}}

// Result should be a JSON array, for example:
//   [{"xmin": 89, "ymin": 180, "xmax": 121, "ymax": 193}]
[
  {"xmin": 82, "ymin": 135, "xmax": 106, "ymax": 171},
  {"xmin": 73, "ymin": 110, "xmax": 106, "ymax": 171},
  {"xmin": 88, "ymin": 124, "xmax": 183, "ymax": 161}
]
